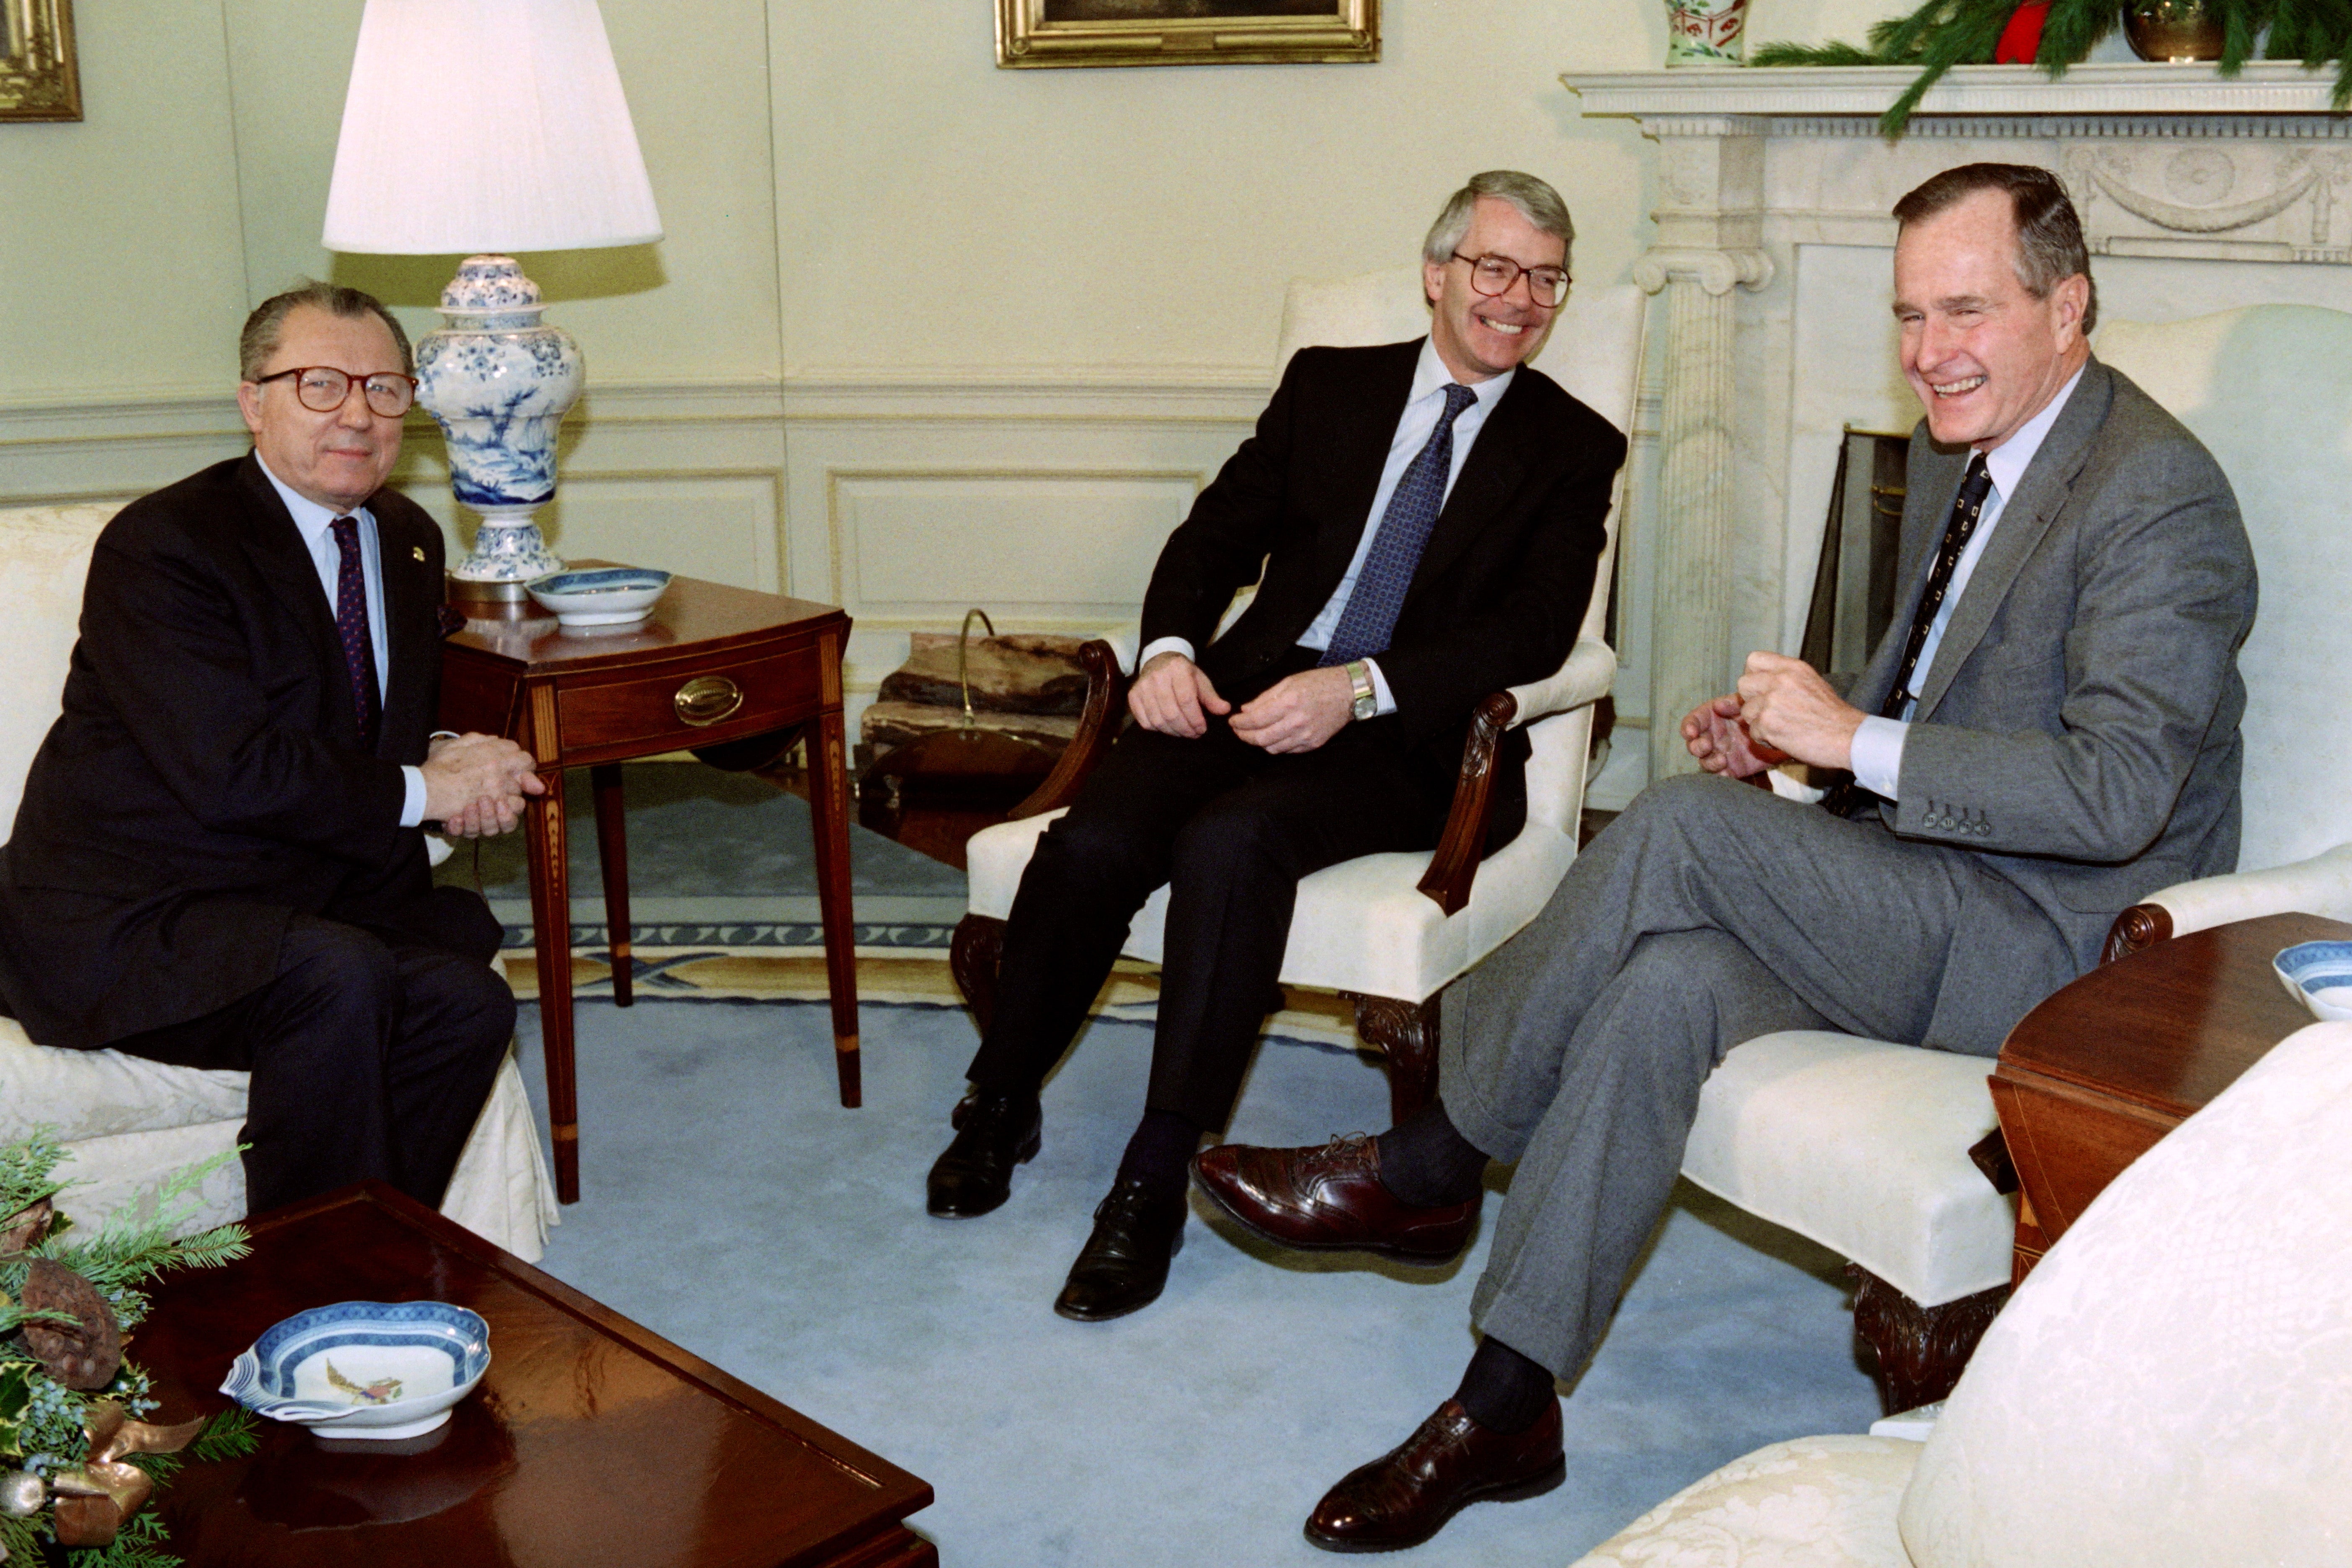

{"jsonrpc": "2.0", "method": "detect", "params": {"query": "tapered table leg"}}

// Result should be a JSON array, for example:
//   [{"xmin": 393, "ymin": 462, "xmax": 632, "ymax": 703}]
[
  {"xmin": 590, "ymin": 763, "xmax": 633, "ymax": 1008},
  {"xmin": 525, "ymin": 766, "xmax": 580, "ymax": 1204},
  {"xmin": 806, "ymin": 708, "xmax": 861, "ymax": 1106}
]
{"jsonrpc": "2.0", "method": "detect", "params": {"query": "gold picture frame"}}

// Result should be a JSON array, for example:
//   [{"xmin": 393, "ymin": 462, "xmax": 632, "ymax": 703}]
[
  {"xmin": 996, "ymin": 0, "xmax": 1377, "ymax": 69},
  {"xmin": 1, "ymin": 0, "xmax": 80, "ymax": 121}
]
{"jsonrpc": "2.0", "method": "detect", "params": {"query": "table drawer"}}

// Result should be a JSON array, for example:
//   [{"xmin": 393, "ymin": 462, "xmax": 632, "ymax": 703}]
[{"xmin": 554, "ymin": 641, "xmax": 825, "ymax": 752}]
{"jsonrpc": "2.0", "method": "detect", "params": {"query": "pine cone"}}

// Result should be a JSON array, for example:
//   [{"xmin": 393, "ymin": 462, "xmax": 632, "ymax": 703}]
[
  {"xmin": 20, "ymin": 1257, "xmax": 122, "ymax": 1391},
  {"xmin": 0, "ymin": 1197, "xmax": 51, "ymax": 1256}
]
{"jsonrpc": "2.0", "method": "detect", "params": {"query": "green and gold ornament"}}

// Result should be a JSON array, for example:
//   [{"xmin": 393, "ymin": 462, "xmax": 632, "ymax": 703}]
[{"xmin": 2, "ymin": 1135, "xmax": 255, "ymax": 1565}]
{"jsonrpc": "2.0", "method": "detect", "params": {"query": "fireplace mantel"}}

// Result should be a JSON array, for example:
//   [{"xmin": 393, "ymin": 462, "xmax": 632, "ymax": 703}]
[{"xmin": 1563, "ymin": 64, "xmax": 2352, "ymax": 786}]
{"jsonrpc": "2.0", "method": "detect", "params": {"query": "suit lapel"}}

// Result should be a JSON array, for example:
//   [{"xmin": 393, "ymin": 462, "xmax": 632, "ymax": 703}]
[
  {"xmin": 1306, "ymin": 341, "xmax": 1424, "ymax": 593},
  {"xmin": 1404, "ymin": 369, "xmax": 1529, "ymax": 598},
  {"xmin": 1913, "ymin": 361, "xmax": 2114, "ymax": 720},
  {"xmin": 376, "ymin": 506, "xmax": 436, "ymax": 758},
  {"xmin": 235, "ymin": 456, "xmax": 354, "ymax": 748}
]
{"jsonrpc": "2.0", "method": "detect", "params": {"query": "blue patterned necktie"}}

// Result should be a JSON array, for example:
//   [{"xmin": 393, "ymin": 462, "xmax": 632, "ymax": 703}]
[
  {"xmin": 328, "ymin": 514, "xmax": 383, "ymax": 750},
  {"xmin": 1319, "ymin": 382, "xmax": 1481, "ymax": 667}
]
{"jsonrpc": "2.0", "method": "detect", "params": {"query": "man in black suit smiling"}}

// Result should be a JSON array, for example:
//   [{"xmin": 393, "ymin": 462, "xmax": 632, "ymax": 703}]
[
  {"xmin": 926, "ymin": 172, "xmax": 1628, "ymax": 1321},
  {"xmin": 0, "ymin": 283, "xmax": 543, "ymax": 1214}
]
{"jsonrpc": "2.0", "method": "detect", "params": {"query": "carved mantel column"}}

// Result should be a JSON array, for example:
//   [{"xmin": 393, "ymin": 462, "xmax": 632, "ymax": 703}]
[{"xmin": 1630, "ymin": 117, "xmax": 1772, "ymax": 779}]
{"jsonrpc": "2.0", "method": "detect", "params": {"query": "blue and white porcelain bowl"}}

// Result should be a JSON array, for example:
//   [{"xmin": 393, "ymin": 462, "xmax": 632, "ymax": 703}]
[
  {"xmin": 525, "ymin": 567, "xmax": 671, "ymax": 627},
  {"xmin": 2274, "ymin": 941, "xmax": 2352, "ymax": 1023},
  {"xmin": 221, "ymin": 1301, "xmax": 491, "ymax": 1441}
]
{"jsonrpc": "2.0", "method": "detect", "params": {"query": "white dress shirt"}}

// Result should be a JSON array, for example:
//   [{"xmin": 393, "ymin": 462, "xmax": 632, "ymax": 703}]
[
  {"xmin": 254, "ymin": 454, "xmax": 428, "ymax": 826},
  {"xmin": 1847, "ymin": 363, "xmax": 2087, "ymax": 800},
  {"xmin": 1137, "ymin": 338, "xmax": 1512, "ymax": 717}
]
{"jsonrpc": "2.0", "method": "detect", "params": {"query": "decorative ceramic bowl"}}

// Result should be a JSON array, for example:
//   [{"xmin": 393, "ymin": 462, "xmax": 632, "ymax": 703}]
[
  {"xmin": 221, "ymin": 1300, "xmax": 491, "ymax": 1441},
  {"xmin": 525, "ymin": 567, "xmax": 671, "ymax": 627},
  {"xmin": 2274, "ymin": 941, "xmax": 2352, "ymax": 1023}
]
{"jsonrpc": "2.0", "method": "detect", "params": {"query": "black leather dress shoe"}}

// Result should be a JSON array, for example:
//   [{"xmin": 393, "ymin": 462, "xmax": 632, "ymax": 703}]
[
  {"xmin": 1305, "ymin": 1397, "xmax": 1564, "ymax": 1553},
  {"xmin": 1052, "ymin": 1176, "xmax": 1186, "ymax": 1321},
  {"xmin": 925, "ymin": 1090, "xmax": 1042, "ymax": 1218}
]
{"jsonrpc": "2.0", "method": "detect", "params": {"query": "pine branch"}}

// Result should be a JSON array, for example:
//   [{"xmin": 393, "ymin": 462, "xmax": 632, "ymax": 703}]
[
  {"xmin": 1748, "ymin": 41, "xmax": 1896, "ymax": 65},
  {"xmin": 0, "ymin": 1131, "xmax": 67, "ymax": 1224},
  {"xmin": 189, "ymin": 1406, "xmax": 259, "ymax": 1465},
  {"xmin": 0, "ymin": 1513, "xmax": 45, "ymax": 1568}
]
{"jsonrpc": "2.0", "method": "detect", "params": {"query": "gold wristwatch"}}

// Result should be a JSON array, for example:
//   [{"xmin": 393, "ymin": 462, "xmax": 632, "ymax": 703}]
[{"xmin": 1344, "ymin": 660, "xmax": 1377, "ymax": 722}]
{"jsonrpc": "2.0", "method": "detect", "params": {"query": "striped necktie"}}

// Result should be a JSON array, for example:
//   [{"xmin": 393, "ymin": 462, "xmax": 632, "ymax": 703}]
[
  {"xmin": 328, "ymin": 514, "xmax": 382, "ymax": 750},
  {"xmin": 1879, "ymin": 453, "xmax": 1994, "ymax": 719}
]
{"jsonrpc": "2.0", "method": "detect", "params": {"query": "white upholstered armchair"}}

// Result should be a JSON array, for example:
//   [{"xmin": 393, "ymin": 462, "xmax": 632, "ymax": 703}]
[
  {"xmin": 1575, "ymin": 1019, "xmax": 2352, "ymax": 1568},
  {"xmin": 954, "ymin": 272, "xmax": 1645, "ymax": 1119},
  {"xmin": 1676, "ymin": 303, "xmax": 2352, "ymax": 1412},
  {"xmin": 0, "ymin": 503, "xmax": 556, "ymax": 1258}
]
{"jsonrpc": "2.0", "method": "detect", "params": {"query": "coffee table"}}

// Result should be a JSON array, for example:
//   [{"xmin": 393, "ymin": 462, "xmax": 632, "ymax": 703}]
[
  {"xmin": 137, "ymin": 1184, "xmax": 935, "ymax": 1567},
  {"xmin": 1991, "ymin": 910, "xmax": 2350, "ymax": 1283}
]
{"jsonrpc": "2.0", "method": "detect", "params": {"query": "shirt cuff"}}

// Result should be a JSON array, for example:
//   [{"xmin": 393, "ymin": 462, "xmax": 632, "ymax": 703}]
[
  {"xmin": 1137, "ymin": 637, "xmax": 1196, "ymax": 670},
  {"xmin": 401, "ymin": 765, "xmax": 428, "ymax": 828},
  {"xmin": 1849, "ymin": 716, "xmax": 1908, "ymax": 801},
  {"xmin": 1361, "ymin": 658, "xmax": 1398, "ymax": 717}
]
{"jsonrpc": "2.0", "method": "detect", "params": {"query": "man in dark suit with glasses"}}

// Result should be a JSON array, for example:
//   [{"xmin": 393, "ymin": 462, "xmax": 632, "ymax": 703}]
[
  {"xmin": 924, "ymin": 171, "xmax": 1630, "ymax": 1326},
  {"xmin": 0, "ymin": 282, "xmax": 543, "ymax": 1214}
]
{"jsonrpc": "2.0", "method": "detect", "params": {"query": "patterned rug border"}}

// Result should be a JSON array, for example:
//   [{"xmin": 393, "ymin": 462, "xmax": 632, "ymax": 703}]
[{"xmin": 502, "ymin": 921, "xmax": 956, "ymax": 952}]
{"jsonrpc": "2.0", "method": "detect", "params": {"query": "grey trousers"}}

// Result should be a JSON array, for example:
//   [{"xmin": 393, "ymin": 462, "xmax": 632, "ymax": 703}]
[{"xmin": 1439, "ymin": 771, "xmax": 2073, "ymax": 1381}]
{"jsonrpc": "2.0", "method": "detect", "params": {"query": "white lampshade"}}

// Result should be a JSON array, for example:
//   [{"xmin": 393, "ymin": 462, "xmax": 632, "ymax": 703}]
[{"xmin": 323, "ymin": 0, "xmax": 662, "ymax": 255}]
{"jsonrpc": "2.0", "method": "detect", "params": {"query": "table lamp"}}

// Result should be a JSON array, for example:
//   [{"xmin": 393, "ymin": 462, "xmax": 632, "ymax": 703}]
[{"xmin": 322, "ymin": 0, "xmax": 662, "ymax": 597}]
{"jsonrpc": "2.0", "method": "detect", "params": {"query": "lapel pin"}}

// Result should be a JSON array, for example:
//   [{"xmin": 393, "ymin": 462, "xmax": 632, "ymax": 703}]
[{"xmin": 412, "ymin": 546, "xmax": 426, "ymax": 562}]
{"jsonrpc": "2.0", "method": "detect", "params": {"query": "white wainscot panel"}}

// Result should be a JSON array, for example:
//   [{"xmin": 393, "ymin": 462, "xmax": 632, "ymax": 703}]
[{"xmin": 839, "ymin": 471, "xmax": 1197, "ymax": 618}]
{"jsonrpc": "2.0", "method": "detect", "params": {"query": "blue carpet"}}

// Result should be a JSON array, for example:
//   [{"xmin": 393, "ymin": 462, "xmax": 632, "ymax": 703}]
[{"xmin": 513, "ymin": 995, "xmax": 1883, "ymax": 1565}]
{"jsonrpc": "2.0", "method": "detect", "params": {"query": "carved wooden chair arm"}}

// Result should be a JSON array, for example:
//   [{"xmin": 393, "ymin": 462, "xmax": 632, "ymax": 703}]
[
  {"xmin": 1007, "ymin": 639, "xmax": 1127, "ymax": 821},
  {"xmin": 1415, "ymin": 691, "xmax": 1520, "ymax": 916}
]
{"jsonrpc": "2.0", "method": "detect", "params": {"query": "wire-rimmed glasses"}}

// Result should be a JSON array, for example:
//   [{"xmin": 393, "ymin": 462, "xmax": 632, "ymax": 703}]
[
  {"xmin": 250, "ymin": 366, "xmax": 420, "ymax": 418},
  {"xmin": 1449, "ymin": 252, "xmax": 1571, "ymax": 309}
]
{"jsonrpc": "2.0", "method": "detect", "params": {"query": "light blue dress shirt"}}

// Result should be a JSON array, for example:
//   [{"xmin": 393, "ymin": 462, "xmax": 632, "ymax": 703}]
[
  {"xmin": 1847, "ymin": 363, "xmax": 2087, "ymax": 800},
  {"xmin": 254, "ymin": 454, "xmax": 428, "ymax": 826},
  {"xmin": 1138, "ymin": 338, "xmax": 1512, "ymax": 716}
]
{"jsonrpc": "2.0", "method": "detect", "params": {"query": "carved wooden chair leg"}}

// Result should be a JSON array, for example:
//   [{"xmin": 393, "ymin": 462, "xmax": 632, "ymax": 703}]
[
  {"xmin": 1345, "ymin": 993, "xmax": 1441, "ymax": 1125},
  {"xmin": 1847, "ymin": 1264, "xmax": 2009, "ymax": 1414},
  {"xmin": 950, "ymin": 913, "xmax": 1006, "ymax": 1032}
]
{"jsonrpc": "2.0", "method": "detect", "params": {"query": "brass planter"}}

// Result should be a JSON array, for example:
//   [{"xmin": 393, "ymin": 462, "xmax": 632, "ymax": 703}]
[{"xmin": 2124, "ymin": 0, "xmax": 2226, "ymax": 62}]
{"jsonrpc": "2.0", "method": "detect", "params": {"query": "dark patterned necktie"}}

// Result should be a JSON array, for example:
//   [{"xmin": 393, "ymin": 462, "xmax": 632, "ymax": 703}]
[
  {"xmin": 1879, "ymin": 453, "xmax": 1994, "ymax": 719},
  {"xmin": 328, "ymin": 514, "xmax": 383, "ymax": 750},
  {"xmin": 1320, "ymin": 382, "xmax": 1481, "ymax": 666}
]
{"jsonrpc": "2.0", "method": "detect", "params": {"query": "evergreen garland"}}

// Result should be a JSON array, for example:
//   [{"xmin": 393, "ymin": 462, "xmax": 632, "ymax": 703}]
[{"xmin": 1750, "ymin": 0, "xmax": 2352, "ymax": 134}]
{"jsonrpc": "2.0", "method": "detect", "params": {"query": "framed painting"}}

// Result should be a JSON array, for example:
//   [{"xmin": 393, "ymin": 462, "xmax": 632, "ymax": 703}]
[
  {"xmin": 997, "ymin": 0, "xmax": 1377, "ymax": 68},
  {"xmin": 1, "ymin": 0, "xmax": 80, "ymax": 121}
]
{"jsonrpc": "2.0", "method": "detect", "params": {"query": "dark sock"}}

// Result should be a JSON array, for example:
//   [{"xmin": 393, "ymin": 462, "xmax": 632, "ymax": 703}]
[
  {"xmin": 1374, "ymin": 1100, "xmax": 1489, "ymax": 1207},
  {"xmin": 1115, "ymin": 1109, "xmax": 1202, "ymax": 1200},
  {"xmin": 1452, "ymin": 1335, "xmax": 1556, "ymax": 1435}
]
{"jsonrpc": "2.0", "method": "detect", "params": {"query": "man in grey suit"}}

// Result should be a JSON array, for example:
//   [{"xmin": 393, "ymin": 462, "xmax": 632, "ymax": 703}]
[{"xmin": 1194, "ymin": 162, "xmax": 2257, "ymax": 1552}]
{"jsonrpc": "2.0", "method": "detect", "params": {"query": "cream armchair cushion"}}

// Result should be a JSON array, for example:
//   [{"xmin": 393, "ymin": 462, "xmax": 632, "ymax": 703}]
[{"xmin": 1579, "ymin": 1021, "xmax": 2352, "ymax": 1567}]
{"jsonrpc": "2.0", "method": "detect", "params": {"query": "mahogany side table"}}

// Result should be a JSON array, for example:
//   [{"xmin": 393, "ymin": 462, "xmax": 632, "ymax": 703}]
[
  {"xmin": 1991, "ymin": 910, "xmax": 2351, "ymax": 1282},
  {"xmin": 440, "ymin": 570, "xmax": 861, "ymax": 1203},
  {"xmin": 141, "ymin": 1184, "xmax": 936, "ymax": 1567}
]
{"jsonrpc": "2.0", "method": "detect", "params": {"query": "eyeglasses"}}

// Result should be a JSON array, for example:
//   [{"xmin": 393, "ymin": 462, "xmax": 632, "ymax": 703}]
[
  {"xmin": 251, "ymin": 366, "xmax": 419, "ymax": 418},
  {"xmin": 1449, "ymin": 252, "xmax": 1570, "ymax": 309}
]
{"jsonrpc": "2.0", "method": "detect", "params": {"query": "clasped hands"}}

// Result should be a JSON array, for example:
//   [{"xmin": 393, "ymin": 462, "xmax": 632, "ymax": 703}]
[
  {"xmin": 420, "ymin": 732, "xmax": 545, "ymax": 838},
  {"xmin": 1129, "ymin": 651, "xmax": 1354, "ymax": 755},
  {"xmin": 1681, "ymin": 651, "xmax": 1864, "ymax": 779}
]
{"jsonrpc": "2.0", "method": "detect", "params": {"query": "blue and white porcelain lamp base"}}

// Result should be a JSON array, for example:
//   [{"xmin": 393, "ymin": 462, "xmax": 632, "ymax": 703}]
[{"xmin": 416, "ymin": 255, "xmax": 583, "ymax": 599}]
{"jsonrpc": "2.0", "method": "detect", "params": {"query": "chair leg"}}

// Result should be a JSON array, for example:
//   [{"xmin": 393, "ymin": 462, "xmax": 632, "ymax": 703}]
[
  {"xmin": 1345, "ymin": 994, "xmax": 1440, "ymax": 1126},
  {"xmin": 950, "ymin": 913, "xmax": 1006, "ymax": 1032},
  {"xmin": 1848, "ymin": 1264, "xmax": 2009, "ymax": 1414}
]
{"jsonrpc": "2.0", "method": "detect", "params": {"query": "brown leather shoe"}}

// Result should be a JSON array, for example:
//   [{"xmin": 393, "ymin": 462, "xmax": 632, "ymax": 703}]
[
  {"xmin": 1191, "ymin": 1135, "xmax": 1477, "ymax": 1264},
  {"xmin": 1305, "ymin": 1398, "xmax": 1564, "ymax": 1553}
]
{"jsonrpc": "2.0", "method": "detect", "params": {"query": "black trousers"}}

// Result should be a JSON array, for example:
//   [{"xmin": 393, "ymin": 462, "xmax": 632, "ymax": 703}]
[
  {"xmin": 108, "ymin": 895, "xmax": 515, "ymax": 1214},
  {"xmin": 966, "ymin": 649, "xmax": 1451, "ymax": 1130}
]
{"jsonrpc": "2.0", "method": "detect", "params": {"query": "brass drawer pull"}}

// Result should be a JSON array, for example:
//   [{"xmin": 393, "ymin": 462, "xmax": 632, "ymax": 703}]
[{"xmin": 674, "ymin": 675, "xmax": 744, "ymax": 727}]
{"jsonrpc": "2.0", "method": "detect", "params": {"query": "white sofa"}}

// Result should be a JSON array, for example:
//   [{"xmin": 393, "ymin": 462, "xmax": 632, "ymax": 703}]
[
  {"xmin": 0, "ymin": 502, "xmax": 556, "ymax": 1259},
  {"xmin": 1574, "ymin": 1019, "xmax": 2352, "ymax": 1568}
]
